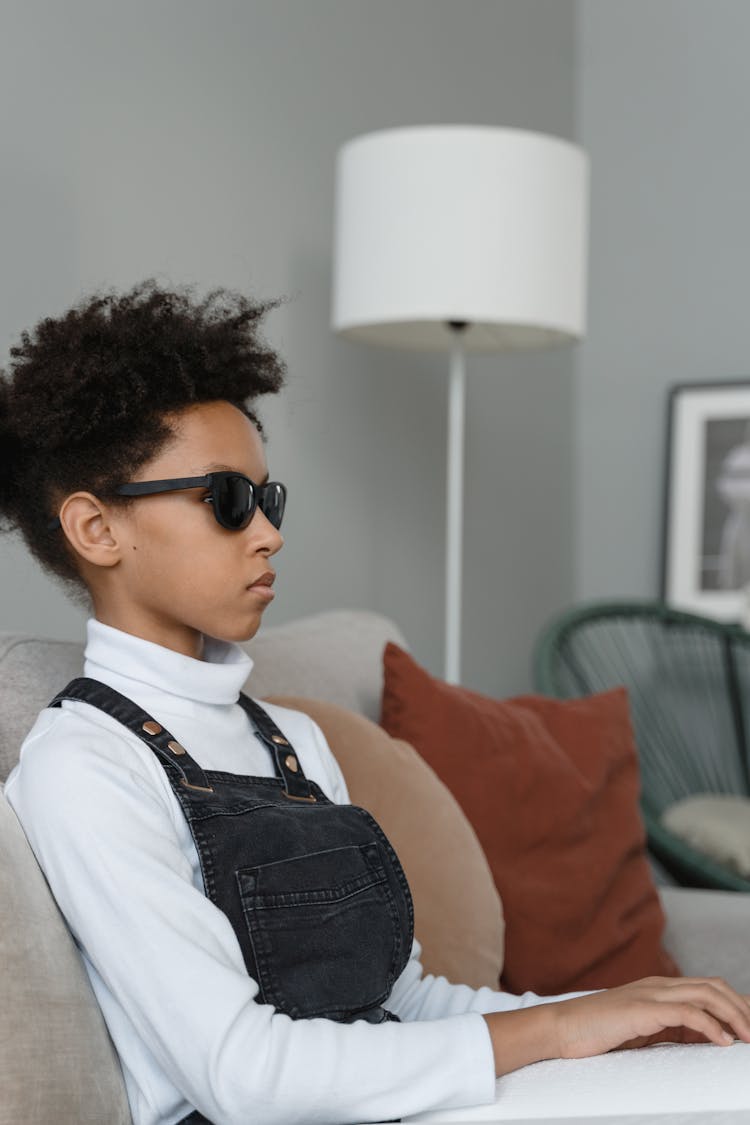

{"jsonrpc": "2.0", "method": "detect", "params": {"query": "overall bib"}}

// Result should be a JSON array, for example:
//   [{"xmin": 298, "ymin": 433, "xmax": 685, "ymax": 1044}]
[{"xmin": 49, "ymin": 677, "xmax": 414, "ymax": 1125}]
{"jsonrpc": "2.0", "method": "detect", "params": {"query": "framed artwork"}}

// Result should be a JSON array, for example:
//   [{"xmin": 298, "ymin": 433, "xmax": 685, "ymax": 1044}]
[{"xmin": 662, "ymin": 380, "xmax": 750, "ymax": 621}]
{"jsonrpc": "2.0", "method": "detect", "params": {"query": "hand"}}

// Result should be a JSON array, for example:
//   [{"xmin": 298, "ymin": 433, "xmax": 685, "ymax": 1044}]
[
  {"xmin": 552, "ymin": 977, "xmax": 750, "ymax": 1059},
  {"xmin": 483, "ymin": 976, "xmax": 750, "ymax": 1077}
]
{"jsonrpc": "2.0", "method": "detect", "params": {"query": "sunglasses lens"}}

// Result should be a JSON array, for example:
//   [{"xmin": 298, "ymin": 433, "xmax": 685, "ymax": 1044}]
[
  {"xmin": 259, "ymin": 483, "xmax": 286, "ymax": 530},
  {"xmin": 216, "ymin": 475, "xmax": 255, "ymax": 529}
]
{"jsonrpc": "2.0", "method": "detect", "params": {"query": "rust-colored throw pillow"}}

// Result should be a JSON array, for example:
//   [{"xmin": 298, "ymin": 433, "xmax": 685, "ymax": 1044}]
[
  {"xmin": 264, "ymin": 695, "xmax": 505, "ymax": 990},
  {"xmin": 379, "ymin": 643, "xmax": 680, "ymax": 996}
]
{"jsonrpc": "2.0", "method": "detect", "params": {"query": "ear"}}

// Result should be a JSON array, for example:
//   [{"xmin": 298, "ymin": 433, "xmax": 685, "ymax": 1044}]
[{"xmin": 58, "ymin": 492, "xmax": 124, "ymax": 570}]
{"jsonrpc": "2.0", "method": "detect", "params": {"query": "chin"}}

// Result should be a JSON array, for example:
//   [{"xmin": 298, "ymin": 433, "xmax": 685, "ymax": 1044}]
[{"xmin": 210, "ymin": 613, "xmax": 265, "ymax": 646}]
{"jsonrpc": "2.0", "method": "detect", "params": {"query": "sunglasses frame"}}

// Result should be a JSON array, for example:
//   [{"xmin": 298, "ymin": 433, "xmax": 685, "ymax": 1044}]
[{"xmin": 47, "ymin": 472, "xmax": 287, "ymax": 532}]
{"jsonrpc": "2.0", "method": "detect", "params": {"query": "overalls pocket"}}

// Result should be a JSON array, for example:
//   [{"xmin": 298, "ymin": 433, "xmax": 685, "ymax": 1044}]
[{"xmin": 236, "ymin": 841, "xmax": 401, "ymax": 1019}]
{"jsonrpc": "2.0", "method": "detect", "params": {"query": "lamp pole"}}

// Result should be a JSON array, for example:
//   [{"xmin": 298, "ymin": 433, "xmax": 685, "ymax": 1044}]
[{"xmin": 445, "ymin": 321, "xmax": 468, "ymax": 685}]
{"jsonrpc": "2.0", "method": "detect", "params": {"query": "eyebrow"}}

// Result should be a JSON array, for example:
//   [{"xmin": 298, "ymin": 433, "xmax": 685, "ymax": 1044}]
[{"xmin": 200, "ymin": 462, "xmax": 270, "ymax": 484}]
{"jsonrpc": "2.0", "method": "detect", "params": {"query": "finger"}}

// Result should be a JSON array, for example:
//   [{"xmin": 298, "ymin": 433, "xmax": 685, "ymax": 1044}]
[
  {"xmin": 655, "ymin": 981, "xmax": 750, "ymax": 1042},
  {"xmin": 662, "ymin": 1002, "xmax": 735, "ymax": 1048},
  {"xmin": 662, "ymin": 977, "xmax": 750, "ymax": 1014},
  {"xmin": 708, "ymin": 979, "xmax": 750, "ymax": 1022}
]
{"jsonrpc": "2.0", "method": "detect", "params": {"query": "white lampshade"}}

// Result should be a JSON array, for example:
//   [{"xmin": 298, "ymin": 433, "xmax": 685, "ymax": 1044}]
[{"xmin": 331, "ymin": 125, "xmax": 589, "ymax": 353}]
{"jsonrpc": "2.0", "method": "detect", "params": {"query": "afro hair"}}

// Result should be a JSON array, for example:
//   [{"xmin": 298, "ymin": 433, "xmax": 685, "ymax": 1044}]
[{"xmin": 0, "ymin": 278, "xmax": 286, "ymax": 598}]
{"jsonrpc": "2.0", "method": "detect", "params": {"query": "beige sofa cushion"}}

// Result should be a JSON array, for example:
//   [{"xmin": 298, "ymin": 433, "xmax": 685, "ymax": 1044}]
[
  {"xmin": 267, "ymin": 695, "xmax": 505, "ymax": 990},
  {"xmin": 244, "ymin": 609, "xmax": 407, "ymax": 721},
  {"xmin": 0, "ymin": 634, "xmax": 85, "ymax": 783},
  {"xmin": 0, "ymin": 790, "xmax": 131, "ymax": 1124}
]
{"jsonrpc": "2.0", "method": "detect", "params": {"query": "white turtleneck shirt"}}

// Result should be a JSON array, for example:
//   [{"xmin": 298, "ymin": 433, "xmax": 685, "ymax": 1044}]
[{"xmin": 4, "ymin": 619, "xmax": 580, "ymax": 1125}]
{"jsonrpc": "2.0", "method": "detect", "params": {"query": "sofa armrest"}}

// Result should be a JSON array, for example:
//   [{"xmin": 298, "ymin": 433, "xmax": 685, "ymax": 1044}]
[{"xmin": 660, "ymin": 885, "xmax": 750, "ymax": 992}]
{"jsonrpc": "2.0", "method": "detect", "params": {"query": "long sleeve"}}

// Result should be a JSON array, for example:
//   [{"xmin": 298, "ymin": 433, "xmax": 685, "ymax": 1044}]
[
  {"xmin": 5, "ymin": 709, "xmax": 496, "ymax": 1125},
  {"xmin": 388, "ymin": 938, "xmax": 596, "ymax": 1021}
]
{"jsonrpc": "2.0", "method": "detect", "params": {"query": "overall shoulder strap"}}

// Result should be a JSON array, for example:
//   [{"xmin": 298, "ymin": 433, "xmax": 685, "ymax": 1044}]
[
  {"xmin": 237, "ymin": 693, "xmax": 315, "ymax": 801},
  {"xmin": 48, "ymin": 677, "xmax": 215, "ymax": 794}
]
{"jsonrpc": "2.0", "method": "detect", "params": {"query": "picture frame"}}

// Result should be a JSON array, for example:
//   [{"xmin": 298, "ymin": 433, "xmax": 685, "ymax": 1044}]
[{"xmin": 662, "ymin": 380, "xmax": 750, "ymax": 621}]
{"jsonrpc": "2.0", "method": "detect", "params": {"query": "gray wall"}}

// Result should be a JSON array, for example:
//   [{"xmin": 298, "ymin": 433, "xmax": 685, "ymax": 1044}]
[
  {"xmin": 576, "ymin": 0, "xmax": 750, "ymax": 602},
  {"xmin": 0, "ymin": 0, "xmax": 578, "ymax": 697}
]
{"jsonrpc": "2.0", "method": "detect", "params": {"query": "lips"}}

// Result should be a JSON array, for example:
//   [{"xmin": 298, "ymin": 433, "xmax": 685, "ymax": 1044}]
[{"xmin": 248, "ymin": 571, "xmax": 275, "ymax": 589}]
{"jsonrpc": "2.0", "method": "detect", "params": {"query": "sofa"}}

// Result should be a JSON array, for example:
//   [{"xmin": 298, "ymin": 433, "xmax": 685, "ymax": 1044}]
[{"xmin": 1, "ymin": 608, "xmax": 749, "ymax": 1125}]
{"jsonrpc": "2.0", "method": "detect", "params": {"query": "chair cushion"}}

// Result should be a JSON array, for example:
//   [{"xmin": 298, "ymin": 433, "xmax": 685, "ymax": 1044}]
[
  {"xmin": 662, "ymin": 794, "xmax": 750, "ymax": 878},
  {"xmin": 380, "ymin": 642, "xmax": 681, "ymax": 995},
  {"xmin": 0, "ymin": 789, "xmax": 132, "ymax": 1123},
  {"xmin": 265, "ymin": 695, "xmax": 505, "ymax": 990}
]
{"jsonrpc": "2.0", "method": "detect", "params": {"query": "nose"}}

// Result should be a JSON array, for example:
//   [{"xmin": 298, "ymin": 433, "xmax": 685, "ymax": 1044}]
[{"xmin": 246, "ymin": 507, "xmax": 284, "ymax": 557}]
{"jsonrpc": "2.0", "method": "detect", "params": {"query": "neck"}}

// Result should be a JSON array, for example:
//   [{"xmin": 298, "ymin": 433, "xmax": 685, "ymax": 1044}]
[{"xmin": 91, "ymin": 599, "xmax": 205, "ymax": 661}]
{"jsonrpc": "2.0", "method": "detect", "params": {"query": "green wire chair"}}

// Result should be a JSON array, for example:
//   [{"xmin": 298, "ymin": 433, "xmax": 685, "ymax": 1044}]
[{"xmin": 533, "ymin": 599, "xmax": 750, "ymax": 892}]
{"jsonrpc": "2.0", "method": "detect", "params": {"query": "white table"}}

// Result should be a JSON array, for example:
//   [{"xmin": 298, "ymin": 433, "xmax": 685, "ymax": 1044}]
[
  {"xmin": 396, "ymin": 1042, "xmax": 750, "ymax": 1123},
  {"xmin": 402, "ymin": 1117, "xmax": 748, "ymax": 1125}
]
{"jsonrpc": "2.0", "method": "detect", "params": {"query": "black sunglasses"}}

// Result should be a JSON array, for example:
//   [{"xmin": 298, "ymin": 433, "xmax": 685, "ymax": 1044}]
[{"xmin": 47, "ymin": 472, "xmax": 287, "ymax": 533}]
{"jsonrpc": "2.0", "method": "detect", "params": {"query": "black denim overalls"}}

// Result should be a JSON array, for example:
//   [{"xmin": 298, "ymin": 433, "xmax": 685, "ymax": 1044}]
[{"xmin": 49, "ymin": 677, "xmax": 414, "ymax": 1125}]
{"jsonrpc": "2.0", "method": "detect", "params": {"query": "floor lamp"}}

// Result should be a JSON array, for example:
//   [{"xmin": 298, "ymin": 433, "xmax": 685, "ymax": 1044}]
[{"xmin": 331, "ymin": 125, "xmax": 589, "ymax": 684}]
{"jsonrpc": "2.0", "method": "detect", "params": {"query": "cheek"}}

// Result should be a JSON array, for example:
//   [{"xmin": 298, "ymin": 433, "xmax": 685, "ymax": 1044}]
[
  {"xmin": 125, "ymin": 509, "xmax": 245, "ymax": 595},
  {"xmin": 163, "ymin": 540, "xmax": 239, "ymax": 600},
  {"xmin": 126, "ymin": 529, "xmax": 194, "ymax": 587}
]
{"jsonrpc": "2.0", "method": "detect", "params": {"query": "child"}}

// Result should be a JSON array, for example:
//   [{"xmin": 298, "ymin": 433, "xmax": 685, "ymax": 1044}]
[{"xmin": 3, "ymin": 280, "xmax": 749, "ymax": 1125}]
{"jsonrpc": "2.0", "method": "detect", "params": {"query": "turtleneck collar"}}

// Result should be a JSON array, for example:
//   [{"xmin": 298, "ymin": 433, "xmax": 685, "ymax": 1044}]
[{"xmin": 83, "ymin": 618, "xmax": 254, "ymax": 706}]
